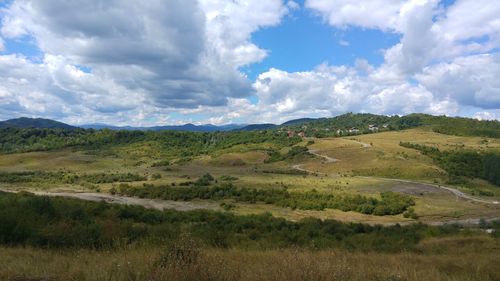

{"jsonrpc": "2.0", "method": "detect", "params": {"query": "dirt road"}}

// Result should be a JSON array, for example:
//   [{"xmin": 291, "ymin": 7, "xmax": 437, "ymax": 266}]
[{"xmin": 0, "ymin": 188, "xmax": 220, "ymax": 211}]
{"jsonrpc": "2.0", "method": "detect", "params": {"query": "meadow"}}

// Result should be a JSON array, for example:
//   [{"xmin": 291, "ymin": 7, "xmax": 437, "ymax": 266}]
[
  {"xmin": 1, "ymin": 190, "xmax": 499, "ymax": 281},
  {"xmin": 0, "ymin": 115, "xmax": 500, "ymax": 280},
  {"xmin": 0, "ymin": 127, "xmax": 499, "ymax": 224},
  {"xmin": 2, "ymin": 239, "xmax": 499, "ymax": 281}
]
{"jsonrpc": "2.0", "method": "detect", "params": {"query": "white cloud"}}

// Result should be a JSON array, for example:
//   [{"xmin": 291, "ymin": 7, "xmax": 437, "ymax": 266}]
[
  {"xmin": 416, "ymin": 53, "xmax": 500, "ymax": 109},
  {"xmin": 286, "ymin": 1, "xmax": 300, "ymax": 10},
  {"xmin": 0, "ymin": 37, "xmax": 4, "ymax": 51},
  {"xmin": 0, "ymin": 0, "xmax": 289, "ymax": 110},
  {"xmin": 305, "ymin": 0, "xmax": 410, "ymax": 32},
  {"xmin": 0, "ymin": 0, "xmax": 499, "ymax": 125},
  {"xmin": 338, "ymin": 39, "xmax": 349, "ymax": 47},
  {"xmin": 0, "ymin": 0, "xmax": 294, "ymax": 124},
  {"xmin": 474, "ymin": 111, "xmax": 499, "ymax": 121},
  {"xmin": 248, "ymin": 63, "xmax": 464, "ymax": 123}
]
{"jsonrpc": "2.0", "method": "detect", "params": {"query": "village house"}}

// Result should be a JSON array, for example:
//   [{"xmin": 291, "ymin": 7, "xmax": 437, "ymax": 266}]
[
  {"xmin": 298, "ymin": 132, "xmax": 305, "ymax": 138},
  {"xmin": 287, "ymin": 130, "xmax": 295, "ymax": 138},
  {"xmin": 348, "ymin": 127, "xmax": 360, "ymax": 134},
  {"xmin": 368, "ymin": 124, "xmax": 379, "ymax": 131}
]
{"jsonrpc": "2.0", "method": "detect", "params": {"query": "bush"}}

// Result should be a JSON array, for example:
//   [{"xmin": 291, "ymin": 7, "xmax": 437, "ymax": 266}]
[
  {"xmin": 0, "ymin": 191, "xmax": 459, "ymax": 252},
  {"xmin": 117, "ymin": 183, "xmax": 414, "ymax": 216}
]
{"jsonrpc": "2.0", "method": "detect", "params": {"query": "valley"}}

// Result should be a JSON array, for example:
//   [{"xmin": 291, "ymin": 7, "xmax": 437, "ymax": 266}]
[{"xmin": 1, "ymin": 113, "xmax": 499, "ymax": 281}]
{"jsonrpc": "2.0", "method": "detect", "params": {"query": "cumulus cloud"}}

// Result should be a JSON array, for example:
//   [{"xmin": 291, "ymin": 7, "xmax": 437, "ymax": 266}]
[
  {"xmin": 248, "ymin": 63, "xmax": 461, "ymax": 124},
  {"xmin": 0, "ymin": 0, "xmax": 293, "ymax": 124},
  {"xmin": 0, "ymin": 0, "xmax": 288, "ymax": 112},
  {"xmin": 0, "ymin": 0, "xmax": 498, "ymax": 124},
  {"xmin": 416, "ymin": 53, "xmax": 500, "ymax": 109},
  {"xmin": 245, "ymin": 0, "xmax": 499, "ymax": 122},
  {"xmin": 305, "ymin": 0, "xmax": 408, "ymax": 31}
]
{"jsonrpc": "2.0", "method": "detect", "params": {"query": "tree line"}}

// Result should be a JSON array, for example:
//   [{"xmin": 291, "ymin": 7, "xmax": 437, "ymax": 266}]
[
  {"xmin": 0, "ymin": 127, "xmax": 301, "ymax": 156},
  {"xmin": 400, "ymin": 142, "xmax": 500, "ymax": 186}
]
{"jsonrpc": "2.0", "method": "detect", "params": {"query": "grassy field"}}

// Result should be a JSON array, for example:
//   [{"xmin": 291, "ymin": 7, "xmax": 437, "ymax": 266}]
[
  {"xmin": 1, "ymin": 235, "xmax": 499, "ymax": 281},
  {"xmin": 0, "ymin": 127, "xmax": 498, "ymax": 225}
]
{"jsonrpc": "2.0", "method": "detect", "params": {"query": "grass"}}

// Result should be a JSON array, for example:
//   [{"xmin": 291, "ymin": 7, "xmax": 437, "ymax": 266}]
[
  {"xmin": 232, "ymin": 202, "xmax": 412, "ymax": 224},
  {"xmin": 1, "ymin": 235, "xmax": 499, "ymax": 281},
  {"xmin": 0, "ymin": 127, "xmax": 498, "ymax": 225}
]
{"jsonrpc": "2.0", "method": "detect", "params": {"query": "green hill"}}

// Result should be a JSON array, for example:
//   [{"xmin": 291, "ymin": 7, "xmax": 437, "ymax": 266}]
[{"xmin": 0, "ymin": 117, "xmax": 76, "ymax": 129}]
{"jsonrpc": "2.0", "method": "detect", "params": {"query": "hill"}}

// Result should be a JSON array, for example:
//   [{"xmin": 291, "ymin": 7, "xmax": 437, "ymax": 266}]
[
  {"xmin": 281, "ymin": 113, "xmax": 500, "ymax": 138},
  {"xmin": 0, "ymin": 117, "xmax": 76, "ymax": 129},
  {"xmin": 281, "ymin": 117, "xmax": 321, "ymax": 125},
  {"xmin": 237, "ymin": 123, "xmax": 277, "ymax": 131}
]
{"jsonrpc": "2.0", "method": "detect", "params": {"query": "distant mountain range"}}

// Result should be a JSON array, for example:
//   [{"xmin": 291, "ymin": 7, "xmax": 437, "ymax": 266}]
[
  {"xmin": 3, "ymin": 115, "xmax": 497, "ymax": 138},
  {"xmin": 0, "ymin": 117, "xmax": 309, "ymax": 132},
  {"xmin": 80, "ymin": 123, "xmax": 247, "ymax": 132},
  {"xmin": 0, "ymin": 117, "xmax": 259, "ymax": 132}
]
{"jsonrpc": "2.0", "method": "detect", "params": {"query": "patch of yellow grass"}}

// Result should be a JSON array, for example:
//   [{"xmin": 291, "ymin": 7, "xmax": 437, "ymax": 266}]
[{"xmin": 1, "ymin": 235, "xmax": 499, "ymax": 281}]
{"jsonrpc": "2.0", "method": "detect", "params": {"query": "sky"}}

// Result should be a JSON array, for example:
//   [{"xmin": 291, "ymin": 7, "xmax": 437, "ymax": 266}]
[{"xmin": 0, "ymin": 0, "xmax": 499, "ymax": 126}]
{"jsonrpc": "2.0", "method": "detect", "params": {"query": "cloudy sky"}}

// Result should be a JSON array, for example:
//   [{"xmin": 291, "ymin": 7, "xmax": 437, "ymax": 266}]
[{"xmin": 0, "ymin": 0, "xmax": 499, "ymax": 126}]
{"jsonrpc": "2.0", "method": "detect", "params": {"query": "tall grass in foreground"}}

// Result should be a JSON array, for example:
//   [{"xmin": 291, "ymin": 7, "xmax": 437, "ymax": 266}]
[{"xmin": 1, "ymin": 235, "xmax": 499, "ymax": 281}]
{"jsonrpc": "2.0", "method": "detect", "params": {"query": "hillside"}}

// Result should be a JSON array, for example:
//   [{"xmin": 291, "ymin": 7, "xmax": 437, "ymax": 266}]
[
  {"xmin": 237, "ymin": 123, "xmax": 278, "ymax": 131},
  {"xmin": 0, "ymin": 113, "xmax": 499, "ymax": 281},
  {"xmin": 279, "ymin": 113, "xmax": 500, "ymax": 138}
]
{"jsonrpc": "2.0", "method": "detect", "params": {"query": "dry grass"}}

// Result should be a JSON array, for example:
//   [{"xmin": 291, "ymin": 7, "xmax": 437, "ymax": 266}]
[
  {"xmin": 1, "ymin": 127, "xmax": 498, "ymax": 225},
  {"xmin": 232, "ymin": 202, "xmax": 411, "ymax": 224},
  {"xmin": 1, "ymin": 235, "xmax": 499, "ymax": 281}
]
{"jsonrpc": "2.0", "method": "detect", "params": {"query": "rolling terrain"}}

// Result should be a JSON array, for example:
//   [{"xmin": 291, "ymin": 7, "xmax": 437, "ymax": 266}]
[
  {"xmin": 0, "ymin": 113, "xmax": 499, "ymax": 280},
  {"xmin": 0, "ymin": 114, "xmax": 498, "ymax": 224}
]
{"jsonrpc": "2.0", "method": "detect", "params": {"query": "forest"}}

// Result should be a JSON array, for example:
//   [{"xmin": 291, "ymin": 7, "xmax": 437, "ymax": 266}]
[{"xmin": 0, "ymin": 127, "xmax": 301, "ymax": 155}]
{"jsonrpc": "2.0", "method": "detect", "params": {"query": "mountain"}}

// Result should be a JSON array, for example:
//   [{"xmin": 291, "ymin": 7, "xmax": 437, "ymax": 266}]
[
  {"xmin": 81, "ymin": 123, "xmax": 248, "ymax": 132},
  {"xmin": 0, "ymin": 117, "xmax": 76, "ymax": 129},
  {"xmin": 237, "ymin": 123, "xmax": 278, "ymax": 131}
]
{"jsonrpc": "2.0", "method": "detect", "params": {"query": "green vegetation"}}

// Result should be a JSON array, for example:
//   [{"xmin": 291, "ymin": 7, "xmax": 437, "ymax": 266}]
[
  {"xmin": 421, "ymin": 115, "xmax": 500, "ymax": 138},
  {"xmin": 400, "ymin": 142, "xmax": 500, "ymax": 186},
  {"xmin": 116, "ymin": 182, "xmax": 414, "ymax": 215},
  {"xmin": 0, "ymin": 191, "xmax": 468, "ymax": 251},
  {"xmin": 281, "ymin": 113, "xmax": 500, "ymax": 138},
  {"xmin": 265, "ymin": 146, "xmax": 310, "ymax": 163},
  {"xmin": 0, "ymin": 171, "xmax": 146, "ymax": 185},
  {"xmin": 1, "ymin": 114, "xmax": 499, "ymax": 281},
  {"xmin": 0, "ymin": 128, "xmax": 301, "ymax": 155}
]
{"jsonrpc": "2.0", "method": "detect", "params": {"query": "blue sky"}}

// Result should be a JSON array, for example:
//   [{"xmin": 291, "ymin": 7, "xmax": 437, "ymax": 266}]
[
  {"xmin": 0, "ymin": 0, "xmax": 498, "ymax": 125},
  {"xmin": 247, "ymin": 7, "xmax": 401, "ymax": 79}
]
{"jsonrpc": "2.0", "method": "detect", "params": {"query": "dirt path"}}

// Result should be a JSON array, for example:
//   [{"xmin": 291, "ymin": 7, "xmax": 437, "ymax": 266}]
[
  {"xmin": 0, "ymin": 188, "xmax": 220, "ymax": 211},
  {"xmin": 346, "ymin": 139, "xmax": 371, "ymax": 148},
  {"xmin": 309, "ymin": 149, "xmax": 338, "ymax": 163},
  {"xmin": 356, "ymin": 176, "xmax": 499, "ymax": 205}
]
